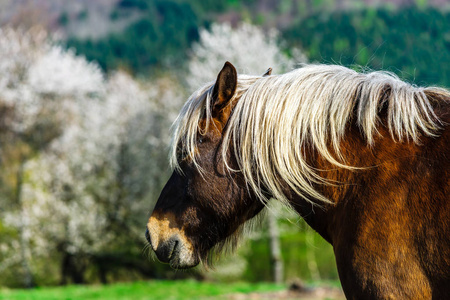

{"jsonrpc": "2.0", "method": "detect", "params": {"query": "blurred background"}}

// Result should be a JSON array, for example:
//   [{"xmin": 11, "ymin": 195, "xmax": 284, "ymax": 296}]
[{"xmin": 0, "ymin": 0, "xmax": 449, "ymax": 299}]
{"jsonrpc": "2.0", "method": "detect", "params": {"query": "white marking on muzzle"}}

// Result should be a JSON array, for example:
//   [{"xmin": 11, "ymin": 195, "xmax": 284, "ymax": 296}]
[{"xmin": 147, "ymin": 211, "xmax": 198, "ymax": 268}]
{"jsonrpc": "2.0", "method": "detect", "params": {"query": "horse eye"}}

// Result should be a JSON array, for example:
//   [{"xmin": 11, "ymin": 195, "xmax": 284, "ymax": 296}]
[{"xmin": 198, "ymin": 138, "xmax": 203, "ymax": 144}]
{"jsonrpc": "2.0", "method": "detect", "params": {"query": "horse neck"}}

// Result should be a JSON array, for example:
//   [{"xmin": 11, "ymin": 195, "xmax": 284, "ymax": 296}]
[
  {"xmin": 286, "ymin": 99, "xmax": 450, "ymax": 246},
  {"xmin": 286, "ymin": 122, "xmax": 416, "ymax": 244}
]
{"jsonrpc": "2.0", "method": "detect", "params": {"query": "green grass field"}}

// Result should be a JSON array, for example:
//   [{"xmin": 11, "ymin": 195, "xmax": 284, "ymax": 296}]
[{"xmin": 0, "ymin": 280, "xmax": 286, "ymax": 300}]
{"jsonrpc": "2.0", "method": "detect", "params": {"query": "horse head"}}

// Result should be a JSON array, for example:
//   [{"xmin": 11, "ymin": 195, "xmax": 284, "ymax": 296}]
[{"xmin": 146, "ymin": 62, "xmax": 264, "ymax": 269}]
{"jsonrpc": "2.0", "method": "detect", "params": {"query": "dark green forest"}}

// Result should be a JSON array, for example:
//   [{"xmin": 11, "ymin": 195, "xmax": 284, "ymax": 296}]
[
  {"xmin": 67, "ymin": 1, "xmax": 450, "ymax": 88},
  {"xmin": 283, "ymin": 7, "xmax": 450, "ymax": 87},
  {"xmin": 66, "ymin": 0, "xmax": 243, "ymax": 73},
  {"xmin": 67, "ymin": 0, "xmax": 201, "ymax": 73}
]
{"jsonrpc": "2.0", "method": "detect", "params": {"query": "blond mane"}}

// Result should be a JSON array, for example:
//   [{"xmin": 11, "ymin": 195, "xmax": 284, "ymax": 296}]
[{"xmin": 171, "ymin": 64, "xmax": 448, "ymax": 204}]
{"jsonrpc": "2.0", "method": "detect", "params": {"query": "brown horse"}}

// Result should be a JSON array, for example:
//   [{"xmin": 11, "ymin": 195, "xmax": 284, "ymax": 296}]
[{"xmin": 146, "ymin": 62, "xmax": 450, "ymax": 299}]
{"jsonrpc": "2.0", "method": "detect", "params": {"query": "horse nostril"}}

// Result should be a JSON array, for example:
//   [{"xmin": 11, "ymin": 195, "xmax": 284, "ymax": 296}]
[{"xmin": 154, "ymin": 237, "xmax": 179, "ymax": 264}]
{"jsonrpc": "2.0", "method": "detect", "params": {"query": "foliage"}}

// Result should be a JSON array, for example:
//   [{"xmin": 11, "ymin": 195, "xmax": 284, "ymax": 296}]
[
  {"xmin": 66, "ymin": 2, "xmax": 450, "ymax": 90},
  {"xmin": 67, "ymin": 0, "xmax": 201, "ymax": 74},
  {"xmin": 65, "ymin": 0, "xmax": 305, "ymax": 75},
  {"xmin": 240, "ymin": 216, "xmax": 338, "ymax": 283},
  {"xmin": 283, "ymin": 7, "xmax": 450, "ymax": 87}
]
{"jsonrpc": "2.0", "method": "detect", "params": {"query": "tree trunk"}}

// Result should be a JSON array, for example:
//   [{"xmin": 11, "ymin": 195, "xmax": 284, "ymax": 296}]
[
  {"xmin": 16, "ymin": 159, "xmax": 35, "ymax": 288},
  {"xmin": 305, "ymin": 228, "xmax": 321, "ymax": 281},
  {"xmin": 61, "ymin": 252, "xmax": 86, "ymax": 284},
  {"xmin": 267, "ymin": 211, "xmax": 283, "ymax": 283}
]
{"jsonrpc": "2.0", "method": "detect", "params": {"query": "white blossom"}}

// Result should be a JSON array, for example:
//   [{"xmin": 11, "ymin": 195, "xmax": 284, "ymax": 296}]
[
  {"xmin": 188, "ymin": 22, "xmax": 307, "ymax": 89},
  {"xmin": 28, "ymin": 46, "xmax": 104, "ymax": 97}
]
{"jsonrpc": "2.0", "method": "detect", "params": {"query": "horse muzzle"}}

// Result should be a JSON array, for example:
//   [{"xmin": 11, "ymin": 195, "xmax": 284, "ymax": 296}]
[{"xmin": 146, "ymin": 212, "xmax": 199, "ymax": 269}]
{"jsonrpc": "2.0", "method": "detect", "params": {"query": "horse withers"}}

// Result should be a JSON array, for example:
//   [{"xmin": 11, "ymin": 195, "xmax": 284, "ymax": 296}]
[{"xmin": 146, "ymin": 62, "xmax": 450, "ymax": 299}]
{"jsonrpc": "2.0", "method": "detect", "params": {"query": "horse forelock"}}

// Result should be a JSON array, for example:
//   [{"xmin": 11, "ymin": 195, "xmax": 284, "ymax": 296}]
[{"xmin": 171, "ymin": 64, "xmax": 449, "ymax": 206}]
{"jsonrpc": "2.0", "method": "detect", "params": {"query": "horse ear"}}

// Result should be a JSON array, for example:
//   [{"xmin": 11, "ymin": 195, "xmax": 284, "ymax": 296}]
[
  {"xmin": 212, "ymin": 62, "xmax": 237, "ymax": 113},
  {"xmin": 262, "ymin": 68, "xmax": 272, "ymax": 76}
]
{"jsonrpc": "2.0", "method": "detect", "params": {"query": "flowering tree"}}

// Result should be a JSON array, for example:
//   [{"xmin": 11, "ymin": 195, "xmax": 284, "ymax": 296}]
[
  {"xmin": 0, "ymin": 26, "xmax": 106, "ymax": 286},
  {"xmin": 0, "ymin": 26, "xmax": 185, "ymax": 286}
]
